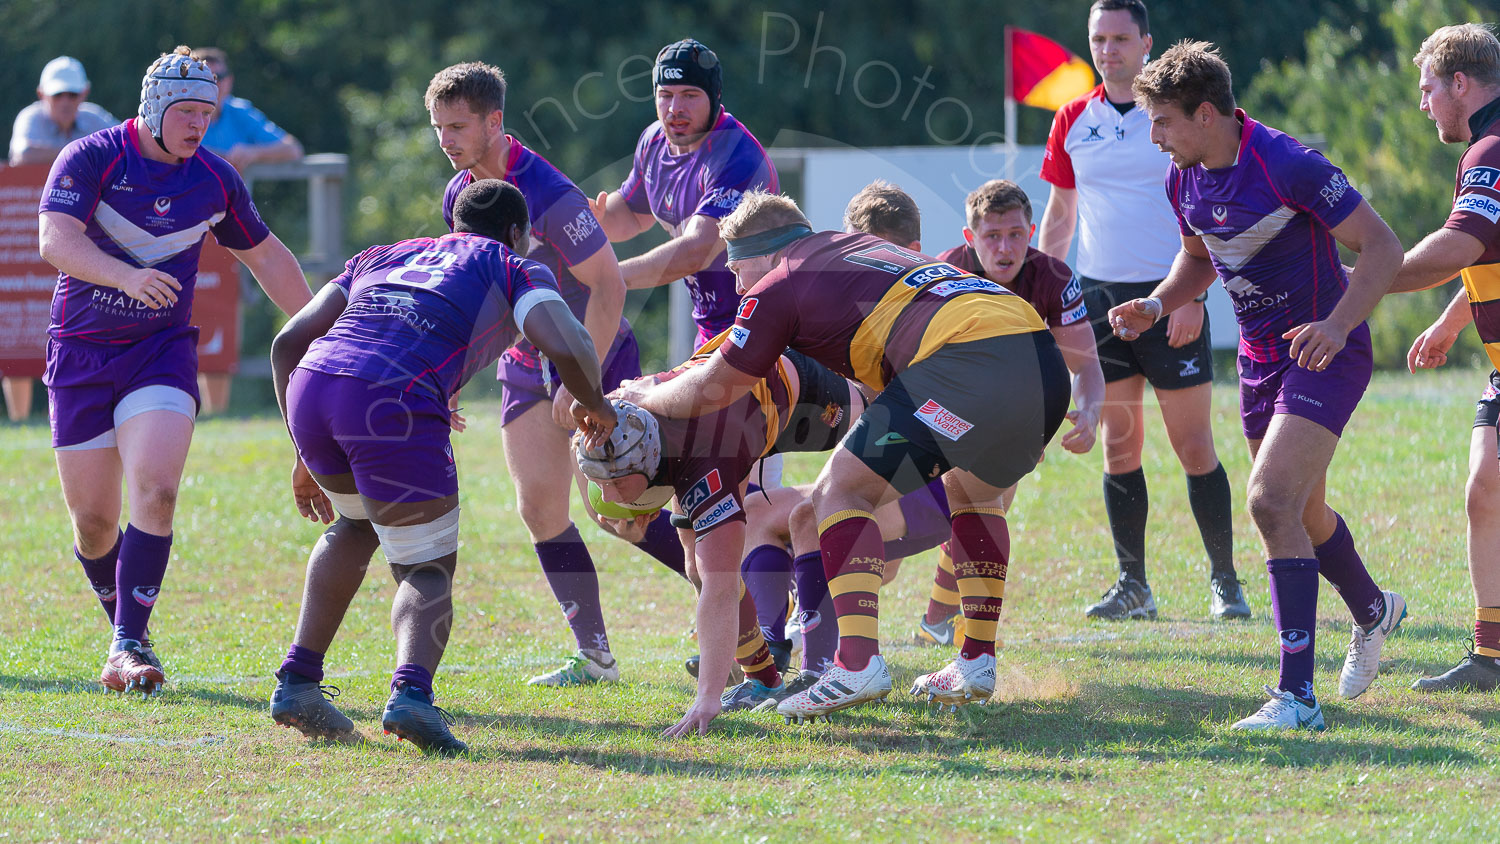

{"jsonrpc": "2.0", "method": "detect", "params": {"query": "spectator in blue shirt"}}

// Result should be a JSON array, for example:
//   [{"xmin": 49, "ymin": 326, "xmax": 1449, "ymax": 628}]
[{"xmin": 192, "ymin": 47, "xmax": 303, "ymax": 171}]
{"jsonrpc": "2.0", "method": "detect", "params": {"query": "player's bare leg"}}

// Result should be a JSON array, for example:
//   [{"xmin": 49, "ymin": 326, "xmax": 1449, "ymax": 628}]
[
  {"xmin": 1157, "ymin": 382, "xmax": 1246, "ymax": 618},
  {"xmin": 1416, "ymin": 424, "xmax": 1500, "ymax": 691},
  {"xmin": 1089, "ymin": 375, "xmax": 1156, "ymax": 620},
  {"xmin": 505, "ymin": 404, "xmax": 618, "ymax": 685}
]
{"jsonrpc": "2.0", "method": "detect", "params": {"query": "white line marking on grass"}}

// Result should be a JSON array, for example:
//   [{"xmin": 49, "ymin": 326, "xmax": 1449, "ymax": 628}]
[{"xmin": 0, "ymin": 724, "xmax": 226, "ymax": 747}]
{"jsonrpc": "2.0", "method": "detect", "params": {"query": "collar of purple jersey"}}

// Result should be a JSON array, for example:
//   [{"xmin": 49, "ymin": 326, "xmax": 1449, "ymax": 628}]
[{"xmin": 724, "ymin": 224, "xmax": 813, "ymax": 262}]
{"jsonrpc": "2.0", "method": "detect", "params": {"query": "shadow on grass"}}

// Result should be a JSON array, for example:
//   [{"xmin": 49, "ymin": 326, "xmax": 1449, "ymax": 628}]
[
  {"xmin": 373, "ymin": 684, "xmax": 1485, "ymax": 775},
  {"xmin": 0, "ymin": 673, "xmax": 269, "ymax": 713}
]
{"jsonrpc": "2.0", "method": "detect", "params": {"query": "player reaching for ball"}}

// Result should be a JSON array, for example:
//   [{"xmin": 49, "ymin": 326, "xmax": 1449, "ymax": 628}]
[{"xmin": 267, "ymin": 179, "xmax": 614, "ymax": 753}]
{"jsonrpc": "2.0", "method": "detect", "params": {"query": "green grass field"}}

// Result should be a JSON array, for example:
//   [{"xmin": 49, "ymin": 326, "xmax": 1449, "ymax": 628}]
[{"xmin": 1, "ymin": 369, "xmax": 1494, "ymax": 842}]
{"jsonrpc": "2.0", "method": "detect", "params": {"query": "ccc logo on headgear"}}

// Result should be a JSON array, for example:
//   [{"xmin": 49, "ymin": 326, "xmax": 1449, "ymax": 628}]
[{"xmin": 660, "ymin": 67, "xmax": 684, "ymax": 80}]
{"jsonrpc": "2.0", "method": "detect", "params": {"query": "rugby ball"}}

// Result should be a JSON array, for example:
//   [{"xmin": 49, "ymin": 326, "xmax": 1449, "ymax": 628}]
[{"xmin": 587, "ymin": 481, "xmax": 659, "ymax": 519}]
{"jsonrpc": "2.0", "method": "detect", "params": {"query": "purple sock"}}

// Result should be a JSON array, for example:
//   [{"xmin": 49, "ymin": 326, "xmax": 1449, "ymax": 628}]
[
  {"xmin": 535, "ymin": 524, "xmax": 610, "ymax": 653},
  {"xmin": 742, "ymin": 544, "xmax": 793, "ymax": 643},
  {"xmin": 634, "ymin": 510, "xmax": 688, "ymax": 580},
  {"xmin": 1267, "ymin": 557, "xmax": 1319, "ymax": 701},
  {"xmin": 392, "ymin": 662, "xmax": 433, "ymax": 697},
  {"xmin": 1313, "ymin": 512, "xmax": 1384, "ymax": 628},
  {"xmin": 75, "ymin": 530, "xmax": 122, "ymax": 624},
  {"xmin": 281, "ymin": 644, "xmax": 325, "ymax": 683},
  {"xmin": 113, "ymin": 524, "xmax": 172, "ymax": 643},
  {"xmin": 793, "ymin": 551, "xmax": 837, "ymax": 674}
]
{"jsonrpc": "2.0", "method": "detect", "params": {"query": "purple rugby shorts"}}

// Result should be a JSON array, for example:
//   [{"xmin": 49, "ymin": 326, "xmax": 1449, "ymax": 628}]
[
  {"xmin": 497, "ymin": 323, "xmax": 640, "ymax": 426},
  {"xmin": 1238, "ymin": 323, "xmax": 1373, "ymax": 441},
  {"xmin": 287, "ymin": 368, "xmax": 457, "ymax": 503},
  {"xmin": 44, "ymin": 325, "xmax": 200, "ymax": 448}
]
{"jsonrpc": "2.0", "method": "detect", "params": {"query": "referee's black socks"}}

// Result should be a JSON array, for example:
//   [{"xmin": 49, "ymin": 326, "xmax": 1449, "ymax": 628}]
[
  {"xmin": 1187, "ymin": 463, "xmax": 1236, "ymax": 580},
  {"xmin": 1103, "ymin": 469, "xmax": 1149, "ymax": 584}
]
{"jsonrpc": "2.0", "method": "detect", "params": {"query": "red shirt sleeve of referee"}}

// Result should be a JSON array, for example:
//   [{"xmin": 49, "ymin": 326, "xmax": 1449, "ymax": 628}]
[
  {"xmin": 1039, "ymin": 96, "xmax": 1086, "ymax": 189},
  {"xmin": 717, "ymin": 266, "xmax": 796, "ymax": 378},
  {"xmin": 1444, "ymin": 136, "xmax": 1500, "ymax": 244}
]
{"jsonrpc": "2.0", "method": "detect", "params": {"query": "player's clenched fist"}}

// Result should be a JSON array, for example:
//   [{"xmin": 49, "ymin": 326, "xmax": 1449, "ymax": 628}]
[{"xmin": 1108, "ymin": 297, "xmax": 1162, "ymax": 342}]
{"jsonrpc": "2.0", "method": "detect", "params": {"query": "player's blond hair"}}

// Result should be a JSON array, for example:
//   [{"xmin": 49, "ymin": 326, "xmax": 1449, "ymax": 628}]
[
  {"xmin": 718, "ymin": 191, "xmax": 811, "ymax": 241},
  {"xmin": 843, "ymin": 180, "xmax": 921, "ymax": 245},
  {"xmin": 1414, "ymin": 24, "xmax": 1500, "ymax": 88},
  {"xmin": 964, "ymin": 179, "xmax": 1032, "ymax": 230}
]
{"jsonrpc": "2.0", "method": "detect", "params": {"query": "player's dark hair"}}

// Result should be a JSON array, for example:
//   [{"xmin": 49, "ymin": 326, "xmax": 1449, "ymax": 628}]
[
  {"xmin": 844, "ymin": 180, "xmax": 921, "ymax": 246},
  {"xmin": 1132, "ymin": 40, "xmax": 1235, "ymax": 117},
  {"xmin": 1090, "ymin": 0, "xmax": 1148, "ymax": 36},
  {"xmin": 965, "ymin": 179, "xmax": 1032, "ymax": 229},
  {"xmin": 425, "ymin": 62, "xmax": 507, "ymax": 116},
  {"xmin": 452, "ymin": 179, "xmax": 529, "ymax": 244},
  {"xmin": 191, "ymin": 47, "xmax": 229, "ymax": 76}
]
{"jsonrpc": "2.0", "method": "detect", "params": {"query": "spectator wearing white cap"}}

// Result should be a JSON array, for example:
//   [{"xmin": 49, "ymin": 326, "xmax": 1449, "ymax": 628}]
[
  {"xmin": 5, "ymin": 57, "xmax": 117, "ymax": 422},
  {"xmin": 9, "ymin": 56, "xmax": 116, "ymax": 166}
]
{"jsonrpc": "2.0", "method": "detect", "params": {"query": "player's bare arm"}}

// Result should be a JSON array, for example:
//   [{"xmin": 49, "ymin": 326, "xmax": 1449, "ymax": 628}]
[
  {"xmin": 1390, "ymin": 227, "xmax": 1485, "ymax": 293},
  {"xmin": 38, "ymin": 211, "xmax": 181, "ymax": 308},
  {"xmin": 269, "ymin": 282, "xmax": 347, "ymax": 524},
  {"xmin": 663, "ymin": 518, "xmax": 744, "ymax": 738},
  {"xmin": 567, "ymin": 243, "xmax": 628, "ymax": 363},
  {"xmin": 589, "ymin": 189, "xmax": 656, "ymax": 241},
  {"xmin": 1037, "ymin": 185, "xmax": 1079, "ymax": 261},
  {"xmin": 524, "ymin": 299, "xmax": 617, "ymax": 442},
  {"xmin": 1052, "ymin": 319, "xmax": 1105, "ymax": 454},
  {"xmin": 617, "ymin": 213, "xmax": 725, "ymax": 290},
  {"xmin": 1283, "ymin": 200, "xmax": 1402, "ymax": 370},
  {"xmin": 229, "ymin": 232, "xmax": 313, "ymax": 316},
  {"xmin": 1408, "ymin": 288, "xmax": 1475, "ymax": 372},
  {"xmin": 610, "ymin": 349, "xmax": 759, "ymax": 421},
  {"xmin": 1109, "ymin": 233, "xmax": 1216, "ymax": 340}
]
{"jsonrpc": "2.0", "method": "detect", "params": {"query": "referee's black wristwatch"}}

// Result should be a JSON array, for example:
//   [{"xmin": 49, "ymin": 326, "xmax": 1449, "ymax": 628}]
[{"xmin": 1192, "ymin": 291, "xmax": 1209, "ymax": 303}]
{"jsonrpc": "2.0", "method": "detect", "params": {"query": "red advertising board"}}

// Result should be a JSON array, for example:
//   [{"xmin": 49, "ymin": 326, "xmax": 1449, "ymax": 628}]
[{"xmin": 0, "ymin": 164, "xmax": 240, "ymax": 379}]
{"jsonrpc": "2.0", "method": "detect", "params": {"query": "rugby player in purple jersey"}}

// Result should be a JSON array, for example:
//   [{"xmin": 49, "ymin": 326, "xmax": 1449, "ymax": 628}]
[
  {"xmin": 1111, "ymin": 41, "xmax": 1408, "ymax": 730},
  {"xmin": 590, "ymin": 38, "xmax": 779, "ymax": 348},
  {"xmin": 427, "ymin": 62, "xmax": 688, "ymax": 688},
  {"xmin": 37, "ymin": 47, "xmax": 313, "ymax": 696},
  {"xmin": 267, "ymin": 179, "xmax": 615, "ymax": 753}
]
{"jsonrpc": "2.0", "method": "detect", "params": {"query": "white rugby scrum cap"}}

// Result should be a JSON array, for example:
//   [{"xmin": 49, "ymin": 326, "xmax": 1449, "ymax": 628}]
[
  {"xmin": 575, "ymin": 400, "xmax": 675, "ymax": 511},
  {"xmin": 139, "ymin": 50, "xmax": 218, "ymax": 153}
]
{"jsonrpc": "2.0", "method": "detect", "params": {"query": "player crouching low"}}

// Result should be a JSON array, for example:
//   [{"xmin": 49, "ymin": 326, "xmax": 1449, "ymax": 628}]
[
  {"xmin": 266, "ymin": 179, "xmax": 615, "ymax": 753},
  {"xmin": 585, "ymin": 192, "xmax": 1073, "ymax": 721}
]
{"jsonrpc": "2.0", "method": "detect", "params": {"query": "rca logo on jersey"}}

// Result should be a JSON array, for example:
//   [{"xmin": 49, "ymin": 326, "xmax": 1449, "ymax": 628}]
[
  {"xmin": 1320, "ymin": 173, "xmax": 1349, "ymax": 207},
  {"xmin": 1455, "ymin": 192, "xmax": 1500, "ymax": 223},
  {"xmin": 1461, "ymin": 166, "xmax": 1500, "ymax": 189},
  {"xmin": 1062, "ymin": 273, "xmax": 1082, "ymax": 303},
  {"xmin": 691, "ymin": 495, "xmax": 741, "ymax": 532},
  {"xmin": 680, "ymin": 468, "xmax": 724, "ymax": 514},
  {"xmin": 914, "ymin": 399, "xmax": 974, "ymax": 441},
  {"xmin": 728, "ymin": 325, "xmax": 751, "ymax": 348},
  {"xmin": 901, "ymin": 263, "xmax": 965, "ymax": 289},
  {"xmin": 1280, "ymin": 629, "xmax": 1310, "ymax": 654},
  {"xmin": 1212, "ymin": 205, "xmax": 1228, "ymax": 225},
  {"xmin": 659, "ymin": 66, "xmax": 685, "ymax": 80},
  {"xmin": 737, "ymin": 298, "xmax": 758, "ymax": 320},
  {"xmin": 153, "ymin": 197, "xmax": 172, "ymax": 216},
  {"xmin": 564, "ymin": 209, "xmax": 600, "ymax": 245}
]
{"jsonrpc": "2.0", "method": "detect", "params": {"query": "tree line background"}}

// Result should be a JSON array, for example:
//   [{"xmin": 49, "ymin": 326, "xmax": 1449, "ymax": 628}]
[{"xmin": 2, "ymin": 0, "xmax": 1493, "ymax": 378}]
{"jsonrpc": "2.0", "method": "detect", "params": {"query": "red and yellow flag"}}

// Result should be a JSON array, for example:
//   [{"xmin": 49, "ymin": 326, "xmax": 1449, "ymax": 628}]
[{"xmin": 1007, "ymin": 27, "xmax": 1095, "ymax": 111}]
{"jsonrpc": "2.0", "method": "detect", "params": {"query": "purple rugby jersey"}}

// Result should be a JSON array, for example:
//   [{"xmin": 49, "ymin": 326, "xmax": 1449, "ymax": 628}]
[
  {"xmin": 618, "ymin": 110, "xmax": 777, "ymax": 340},
  {"xmin": 298, "ymin": 232, "xmax": 562, "ymax": 404},
  {"xmin": 1165, "ymin": 110, "xmax": 1366, "ymax": 363},
  {"xmin": 442, "ymin": 137, "xmax": 614, "ymax": 334},
  {"xmin": 39, "ymin": 119, "xmax": 269, "ymax": 346}
]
